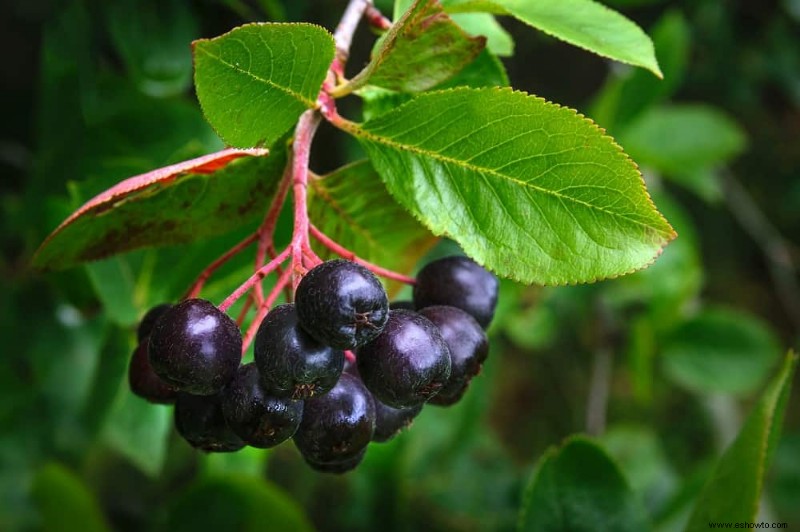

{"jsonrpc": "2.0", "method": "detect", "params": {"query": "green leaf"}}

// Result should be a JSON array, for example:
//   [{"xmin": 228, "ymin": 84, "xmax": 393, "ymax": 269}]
[
  {"xmin": 86, "ymin": 258, "xmax": 140, "ymax": 325},
  {"xmin": 591, "ymin": 10, "xmax": 691, "ymax": 130},
  {"xmin": 601, "ymin": 425, "xmax": 680, "ymax": 516},
  {"xmin": 360, "ymin": 48, "xmax": 509, "ymax": 122},
  {"xmin": 661, "ymin": 307, "xmax": 782, "ymax": 396},
  {"xmin": 451, "ymin": 13, "xmax": 514, "ymax": 56},
  {"xmin": 618, "ymin": 105, "xmax": 747, "ymax": 194},
  {"xmin": 32, "ymin": 463, "xmax": 110, "ymax": 532},
  {"xmin": 443, "ymin": 0, "xmax": 662, "ymax": 77},
  {"xmin": 346, "ymin": 0, "xmax": 486, "ymax": 93},
  {"xmin": 33, "ymin": 147, "xmax": 286, "ymax": 271},
  {"xmin": 344, "ymin": 87, "xmax": 675, "ymax": 285},
  {"xmin": 164, "ymin": 476, "xmax": 313, "ymax": 532},
  {"xmin": 518, "ymin": 437, "xmax": 649, "ymax": 531},
  {"xmin": 102, "ymin": 387, "xmax": 172, "ymax": 477},
  {"xmin": 308, "ymin": 160, "xmax": 437, "ymax": 294},
  {"xmin": 685, "ymin": 352, "xmax": 798, "ymax": 530},
  {"xmin": 193, "ymin": 23, "xmax": 334, "ymax": 147}
]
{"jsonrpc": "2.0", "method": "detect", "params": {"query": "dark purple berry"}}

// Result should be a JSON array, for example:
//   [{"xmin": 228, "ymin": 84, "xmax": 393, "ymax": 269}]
[
  {"xmin": 295, "ymin": 260, "xmax": 389, "ymax": 350},
  {"xmin": 221, "ymin": 363, "xmax": 303, "ymax": 448},
  {"xmin": 137, "ymin": 303, "xmax": 172, "ymax": 342},
  {"xmin": 372, "ymin": 400, "xmax": 422, "ymax": 443},
  {"xmin": 174, "ymin": 392, "xmax": 245, "ymax": 453},
  {"xmin": 427, "ymin": 382, "xmax": 469, "ymax": 406},
  {"xmin": 254, "ymin": 304, "xmax": 344, "ymax": 400},
  {"xmin": 148, "ymin": 299, "xmax": 242, "ymax": 396},
  {"xmin": 413, "ymin": 256, "xmax": 499, "ymax": 328},
  {"xmin": 128, "ymin": 343, "xmax": 176, "ymax": 404},
  {"xmin": 419, "ymin": 305, "xmax": 488, "ymax": 403},
  {"xmin": 293, "ymin": 373, "xmax": 375, "ymax": 467},
  {"xmin": 357, "ymin": 309, "xmax": 451, "ymax": 408},
  {"xmin": 344, "ymin": 357, "xmax": 420, "ymax": 442},
  {"xmin": 304, "ymin": 448, "xmax": 367, "ymax": 474}
]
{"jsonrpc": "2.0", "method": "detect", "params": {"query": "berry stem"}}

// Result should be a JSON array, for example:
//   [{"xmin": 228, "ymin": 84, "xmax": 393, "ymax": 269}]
[
  {"xmin": 309, "ymin": 223, "xmax": 416, "ymax": 285},
  {"xmin": 364, "ymin": 5, "xmax": 392, "ymax": 31},
  {"xmin": 344, "ymin": 350, "xmax": 356, "ymax": 364},
  {"xmin": 236, "ymin": 293, "xmax": 255, "ymax": 326},
  {"xmin": 219, "ymin": 246, "xmax": 291, "ymax": 312},
  {"xmin": 184, "ymin": 232, "xmax": 258, "ymax": 299},
  {"xmin": 241, "ymin": 265, "xmax": 293, "ymax": 354},
  {"xmin": 254, "ymin": 161, "xmax": 293, "ymax": 303},
  {"xmin": 289, "ymin": 110, "xmax": 322, "ymax": 289}
]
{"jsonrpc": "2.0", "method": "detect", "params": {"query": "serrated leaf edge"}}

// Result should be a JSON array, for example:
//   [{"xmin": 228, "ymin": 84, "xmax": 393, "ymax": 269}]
[
  {"xmin": 32, "ymin": 148, "xmax": 268, "ymax": 270},
  {"xmin": 341, "ymin": 86, "xmax": 676, "ymax": 286},
  {"xmin": 192, "ymin": 22, "xmax": 335, "ymax": 147}
]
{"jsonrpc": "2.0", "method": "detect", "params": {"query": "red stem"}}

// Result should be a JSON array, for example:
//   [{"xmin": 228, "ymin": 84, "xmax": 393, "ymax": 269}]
[
  {"xmin": 309, "ymin": 223, "xmax": 416, "ymax": 285},
  {"xmin": 236, "ymin": 294, "xmax": 254, "ymax": 326},
  {"xmin": 364, "ymin": 5, "xmax": 392, "ymax": 30},
  {"xmin": 241, "ymin": 266, "xmax": 293, "ymax": 354},
  {"xmin": 344, "ymin": 350, "xmax": 356, "ymax": 363},
  {"xmin": 219, "ymin": 246, "xmax": 291, "ymax": 312},
  {"xmin": 184, "ymin": 232, "xmax": 258, "ymax": 299},
  {"xmin": 254, "ymin": 163, "xmax": 293, "ymax": 303},
  {"xmin": 289, "ymin": 110, "xmax": 322, "ymax": 289}
]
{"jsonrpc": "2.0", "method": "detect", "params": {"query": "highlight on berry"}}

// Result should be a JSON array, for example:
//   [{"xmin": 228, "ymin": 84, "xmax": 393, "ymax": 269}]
[{"xmin": 130, "ymin": 257, "xmax": 498, "ymax": 473}]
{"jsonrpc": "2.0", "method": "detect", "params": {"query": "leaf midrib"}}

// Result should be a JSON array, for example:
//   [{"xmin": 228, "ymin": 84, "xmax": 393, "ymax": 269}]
[
  {"xmin": 350, "ymin": 121, "xmax": 673, "ymax": 238},
  {"xmin": 196, "ymin": 46, "xmax": 317, "ymax": 108}
]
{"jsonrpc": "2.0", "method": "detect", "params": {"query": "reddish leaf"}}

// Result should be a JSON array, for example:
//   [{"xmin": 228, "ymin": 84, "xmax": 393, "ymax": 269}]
[{"xmin": 34, "ymin": 147, "xmax": 285, "ymax": 271}]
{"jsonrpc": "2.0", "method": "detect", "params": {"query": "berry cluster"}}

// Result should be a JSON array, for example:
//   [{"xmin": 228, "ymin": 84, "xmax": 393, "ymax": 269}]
[{"xmin": 128, "ymin": 256, "xmax": 498, "ymax": 473}]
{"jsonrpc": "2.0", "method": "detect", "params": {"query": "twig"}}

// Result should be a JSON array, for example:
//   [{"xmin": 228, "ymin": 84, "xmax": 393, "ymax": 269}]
[
  {"xmin": 219, "ymin": 246, "xmax": 291, "ymax": 312},
  {"xmin": 309, "ymin": 223, "xmax": 416, "ymax": 285},
  {"xmin": 241, "ymin": 266, "xmax": 293, "ymax": 353},
  {"xmin": 184, "ymin": 232, "xmax": 258, "ymax": 299}
]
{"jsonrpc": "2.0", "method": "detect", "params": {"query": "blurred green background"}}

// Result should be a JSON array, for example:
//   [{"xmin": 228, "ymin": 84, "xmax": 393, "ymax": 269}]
[{"xmin": 2, "ymin": 0, "xmax": 799, "ymax": 530}]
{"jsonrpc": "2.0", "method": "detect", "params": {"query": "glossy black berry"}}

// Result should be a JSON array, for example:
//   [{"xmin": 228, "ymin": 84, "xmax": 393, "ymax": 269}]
[
  {"xmin": 357, "ymin": 310, "xmax": 451, "ymax": 408},
  {"xmin": 372, "ymin": 400, "xmax": 422, "ymax": 443},
  {"xmin": 254, "ymin": 304, "xmax": 344, "ymax": 400},
  {"xmin": 174, "ymin": 392, "xmax": 245, "ymax": 453},
  {"xmin": 419, "ymin": 305, "xmax": 488, "ymax": 403},
  {"xmin": 413, "ymin": 256, "xmax": 499, "ymax": 328},
  {"xmin": 295, "ymin": 260, "xmax": 389, "ymax": 350},
  {"xmin": 293, "ymin": 373, "xmax": 375, "ymax": 468},
  {"xmin": 304, "ymin": 448, "xmax": 367, "ymax": 474},
  {"xmin": 221, "ymin": 363, "xmax": 303, "ymax": 448},
  {"xmin": 137, "ymin": 303, "xmax": 172, "ymax": 342},
  {"xmin": 128, "ymin": 343, "xmax": 176, "ymax": 404},
  {"xmin": 148, "ymin": 299, "xmax": 242, "ymax": 396},
  {"xmin": 390, "ymin": 300, "xmax": 415, "ymax": 310},
  {"xmin": 427, "ymin": 383, "xmax": 469, "ymax": 407},
  {"xmin": 344, "ymin": 357, "xmax": 421, "ymax": 442}
]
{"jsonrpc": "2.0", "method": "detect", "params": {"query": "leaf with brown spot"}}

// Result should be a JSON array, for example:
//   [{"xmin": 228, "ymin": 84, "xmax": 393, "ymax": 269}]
[{"xmin": 34, "ymin": 147, "xmax": 287, "ymax": 271}]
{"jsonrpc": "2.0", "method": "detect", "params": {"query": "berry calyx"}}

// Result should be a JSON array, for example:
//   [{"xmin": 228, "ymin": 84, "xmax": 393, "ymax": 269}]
[
  {"xmin": 357, "ymin": 309, "xmax": 451, "ymax": 408},
  {"xmin": 148, "ymin": 298, "xmax": 242, "ymax": 396},
  {"xmin": 254, "ymin": 304, "xmax": 344, "ymax": 399},
  {"xmin": 128, "ymin": 343, "xmax": 177, "ymax": 404},
  {"xmin": 221, "ymin": 363, "xmax": 304, "ymax": 448},
  {"xmin": 419, "ymin": 305, "xmax": 488, "ymax": 404},
  {"xmin": 295, "ymin": 259, "xmax": 389, "ymax": 350},
  {"xmin": 413, "ymin": 256, "xmax": 499, "ymax": 328},
  {"xmin": 174, "ymin": 392, "xmax": 245, "ymax": 453},
  {"xmin": 293, "ymin": 373, "xmax": 375, "ymax": 471}
]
